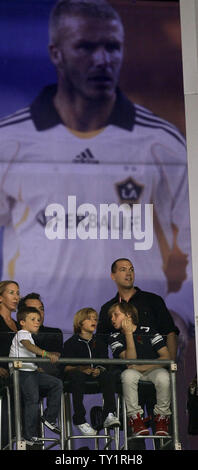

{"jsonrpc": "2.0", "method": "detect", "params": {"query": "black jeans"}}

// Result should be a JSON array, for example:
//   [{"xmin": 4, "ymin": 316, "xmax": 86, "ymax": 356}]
[
  {"xmin": 19, "ymin": 370, "xmax": 63, "ymax": 440},
  {"xmin": 65, "ymin": 369, "xmax": 117, "ymax": 425}
]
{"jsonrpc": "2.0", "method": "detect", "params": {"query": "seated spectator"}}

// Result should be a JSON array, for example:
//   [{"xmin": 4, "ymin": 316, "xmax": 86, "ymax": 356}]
[
  {"xmin": 9, "ymin": 306, "xmax": 63, "ymax": 448},
  {"xmin": 97, "ymin": 258, "xmax": 179, "ymax": 360},
  {"xmin": 62, "ymin": 307, "xmax": 120, "ymax": 436},
  {"xmin": 108, "ymin": 302, "xmax": 171, "ymax": 437},
  {"xmin": 0, "ymin": 280, "xmax": 20, "ymax": 376},
  {"xmin": 0, "ymin": 280, "xmax": 20, "ymax": 448}
]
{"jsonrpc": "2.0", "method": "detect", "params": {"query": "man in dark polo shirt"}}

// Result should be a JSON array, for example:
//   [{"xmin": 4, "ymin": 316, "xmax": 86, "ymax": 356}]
[
  {"xmin": 97, "ymin": 258, "xmax": 179, "ymax": 360},
  {"xmin": 97, "ymin": 257, "xmax": 179, "ymax": 449}
]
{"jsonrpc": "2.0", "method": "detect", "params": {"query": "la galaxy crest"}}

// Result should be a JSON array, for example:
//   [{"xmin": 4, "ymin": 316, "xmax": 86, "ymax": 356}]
[{"xmin": 115, "ymin": 176, "xmax": 144, "ymax": 206}]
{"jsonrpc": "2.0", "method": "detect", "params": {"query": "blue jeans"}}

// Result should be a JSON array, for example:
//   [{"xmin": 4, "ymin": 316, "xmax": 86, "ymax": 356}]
[{"xmin": 19, "ymin": 370, "xmax": 63, "ymax": 440}]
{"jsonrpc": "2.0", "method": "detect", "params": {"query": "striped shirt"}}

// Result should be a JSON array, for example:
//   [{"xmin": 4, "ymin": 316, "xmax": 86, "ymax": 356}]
[{"xmin": 109, "ymin": 326, "xmax": 166, "ymax": 361}]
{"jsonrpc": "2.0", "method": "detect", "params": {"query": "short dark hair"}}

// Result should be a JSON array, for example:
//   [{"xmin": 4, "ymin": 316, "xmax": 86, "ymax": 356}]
[
  {"xmin": 108, "ymin": 302, "xmax": 138, "ymax": 325},
  {"xmin": 49, "ymin": 0, "xmax": 123, "ymax": 43},
  {"xmin": 17, "ymin": 306, "xmax": 41, "ymax": 325},
  {"xmin": 18, "ymin": 292, "xmax": 44, "ymax": 311},
  {"xmin": 111, "ymin": 258, "xmax": 132, "ymax": 273}
]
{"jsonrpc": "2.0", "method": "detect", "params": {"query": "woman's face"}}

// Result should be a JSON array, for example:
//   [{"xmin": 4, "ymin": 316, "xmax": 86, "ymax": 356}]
[{"xmin": 0, "ymin": 283, "xmax": 20, "ymax": 312}]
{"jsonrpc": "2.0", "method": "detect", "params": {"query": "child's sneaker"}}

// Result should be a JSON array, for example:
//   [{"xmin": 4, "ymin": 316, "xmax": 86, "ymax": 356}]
[
  {"xmin": 40, "ymin": 416, "xmax": 60, "ymax": 434},
  {"xmin": 77, "ymin": 422, "xmax": 97, "ymax": 436},
  {"xmin": 154, "ymin": 414, "xmax": 170, "ymax": 436},
  {"xmin": 103, "ymin": 412, "xmax": 120, "ymax": 428},
  {"xmin": 129, "ymin": 413, "xmax": 150, "ymax": 436},
  {"xmin": 25, "ymin": 437, "xmax": 43, "ymax": 447}
]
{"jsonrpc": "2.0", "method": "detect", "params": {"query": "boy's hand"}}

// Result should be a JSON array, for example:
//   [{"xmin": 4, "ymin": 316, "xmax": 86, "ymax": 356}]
[
  {"xmin": 51, "ymin": 352, "xmax": 61, "ymax": 358},
  {"xmin": 0, "ymin": 367, "xmax": 9, "ymax": 377},
  {"xmin": 92, "ymin": 368, "xmax": 100, "ymax": 377},
  {"xmin": 82, "ymin": 367, "xmax": 93, "ymax": 375},
  {"xmin": 121, "ymin": 317, "xmax": 134, "ymax": 334},
  {"xmin": 47, "ymin": 352, "xmax": 59, "ymax": 363}
]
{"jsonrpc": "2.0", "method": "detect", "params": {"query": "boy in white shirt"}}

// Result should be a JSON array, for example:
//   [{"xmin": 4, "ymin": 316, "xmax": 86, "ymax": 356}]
[{"xmin": 9, "ymin": 306, "xmax": 63, "ymax": 446}]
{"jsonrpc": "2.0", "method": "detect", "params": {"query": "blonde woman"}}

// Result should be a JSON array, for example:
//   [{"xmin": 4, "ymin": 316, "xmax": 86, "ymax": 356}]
[{"xmin": 0, "ymin": 280, "xmax": 20, "ymax": 377}]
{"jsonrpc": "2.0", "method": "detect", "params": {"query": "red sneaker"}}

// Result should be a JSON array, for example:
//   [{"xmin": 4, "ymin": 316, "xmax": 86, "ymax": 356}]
[
  {"xmin": 155, "ymin": 414, "xmax": 170, "ymax": 436},
  {"xmin": 129, "ymin": 413, "xmax": 150, "ymax": 436}
]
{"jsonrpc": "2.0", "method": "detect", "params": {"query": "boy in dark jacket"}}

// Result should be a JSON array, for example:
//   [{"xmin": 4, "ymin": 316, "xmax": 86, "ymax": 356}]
[{"xmin": 62, "ymin": 308, "xmax": 120, "ymax": 436}]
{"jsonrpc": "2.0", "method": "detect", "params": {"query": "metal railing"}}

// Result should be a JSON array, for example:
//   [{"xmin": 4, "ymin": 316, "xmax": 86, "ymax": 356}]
[{"xmin": 0, "ymin": 356, "xmax": 180, "ymax": 450}]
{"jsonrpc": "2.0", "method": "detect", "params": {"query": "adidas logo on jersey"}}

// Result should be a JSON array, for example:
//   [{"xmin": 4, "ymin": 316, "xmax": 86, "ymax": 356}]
[{"xmin": 73, "ymin": 148, "xmax": 99, "ymax": 164}]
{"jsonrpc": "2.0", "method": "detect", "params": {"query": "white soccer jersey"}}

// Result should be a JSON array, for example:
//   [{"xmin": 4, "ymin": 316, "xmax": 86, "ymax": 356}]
[{"xmin": 0, "ymin": 85, "xmax": 193, "ymax": 330}]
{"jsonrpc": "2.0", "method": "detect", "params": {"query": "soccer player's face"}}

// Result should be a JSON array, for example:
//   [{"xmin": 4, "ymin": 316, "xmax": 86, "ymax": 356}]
[{"xmin": 55, "ymin": 15, "xmax": 124, "ymax": 101}]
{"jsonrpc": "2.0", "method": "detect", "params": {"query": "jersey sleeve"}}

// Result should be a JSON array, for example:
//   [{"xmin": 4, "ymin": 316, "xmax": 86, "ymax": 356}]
[
  {"xmin": 152, "ymin": 139, "xmax": 190, "ymax": 253},
  {"xmin": 0, "ymin": 190, "xmax": 12, "ymax": 226},
  {"xmin": 108, "ymin": 332, "xmax": 126, "ymax": 358},
  {"xmin": 0, "ymin": 137, "xmax": 20, "ymax": 226},
  {"xmin": 150, "ymin": 330, "xmax": 167, "ymax": 354}
]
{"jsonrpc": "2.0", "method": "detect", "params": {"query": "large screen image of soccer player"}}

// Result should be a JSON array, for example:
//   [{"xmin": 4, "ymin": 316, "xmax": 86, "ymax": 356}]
[{"xmin": 0, "ymin": 0, "xmax": 195, "ymax": 447}]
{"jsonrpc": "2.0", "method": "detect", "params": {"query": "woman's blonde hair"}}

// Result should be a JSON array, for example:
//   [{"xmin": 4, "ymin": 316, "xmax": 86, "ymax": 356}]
[
  {"xmin": 73, "ymin": 307, "xmax": 98, "ymax": 334},
  {"xmin": 0, "ymin": 280, "xmax": 19, "ymax": 297}
]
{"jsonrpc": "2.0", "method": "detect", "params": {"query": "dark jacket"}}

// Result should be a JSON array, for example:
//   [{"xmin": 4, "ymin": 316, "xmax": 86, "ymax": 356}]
[
  {"xmin": 33, "ymin": 324, "xmax": 63, "ymax": 377},
  {"xmin": 0, "ymin": 316, "xmax": 18, "ymax": 370},
  {"xmin": 33, "ymin": 324, "xmax": 63, "ymax": 354},
  {"xmin": 62, "ymin": 334, "xmax": 108, "ymax": 371}
]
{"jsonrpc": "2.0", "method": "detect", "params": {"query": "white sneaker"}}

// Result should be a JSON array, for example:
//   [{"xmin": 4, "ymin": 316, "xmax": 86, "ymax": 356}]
[
  {"xmin": 77, "ymin": 422, "xmax": 97, "ymax": 436},
  {"xmin": 103, "ymin": 413, "xmax": 121, "ymax": 428},
  {"xmin": 25, "ymin": 437, "xmax": 43, "ymax": 447}
]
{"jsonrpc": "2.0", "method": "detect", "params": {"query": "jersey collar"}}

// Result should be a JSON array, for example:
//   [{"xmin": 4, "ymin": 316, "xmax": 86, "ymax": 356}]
[{"xmin": 30, "ymin": 84, "xmax": 135, "ymax": 132}]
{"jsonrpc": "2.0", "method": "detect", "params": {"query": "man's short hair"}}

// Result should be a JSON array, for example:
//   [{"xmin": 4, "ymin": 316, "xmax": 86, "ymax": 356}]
[
  {"xmin": 17, "ymin": 306, "xmax": 41, "ymax": 325},
  {"xmin": 49, "ymin": 0, "xmax": 123, "ymax": 44},
  {"xmin": 73, "ymin": 307, "xmax": 98, "ymax": 334},
  {"xmin": 108, "ymin": 302, "xmax": 138, "ymax": 325},
  {"xmin": 111, "ymin": 258, "xmax": 132, "ymax": 273},
  {"xmin": 18, "ymin": 292, "xmax": 44, "ymax": 311}
]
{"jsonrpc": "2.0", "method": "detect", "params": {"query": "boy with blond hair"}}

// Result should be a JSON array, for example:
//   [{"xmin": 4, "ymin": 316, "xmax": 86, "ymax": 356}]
[{"xmin": 62, "ymin": 307, "xmax": 120, "ymax": 436}]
